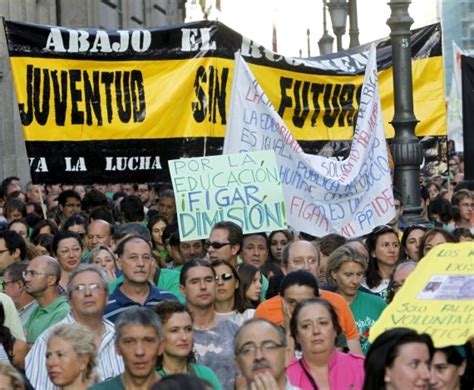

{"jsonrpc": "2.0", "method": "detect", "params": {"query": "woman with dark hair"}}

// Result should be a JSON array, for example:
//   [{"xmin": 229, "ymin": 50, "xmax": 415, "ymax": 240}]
[
  {"xmin": 452, "ymin": 227, "xmax": 473, "ymax": 242},
  {"xmin": 4, "ymin": 199, "xmax": 27, "ymax": 223},
  {"xmin": 418, "ymin": 228, "xmax": 458, "ymax": 259},
  {"xmin": 362, "ymin": 225, "xmax": 401, "ymax": 299},
  {"xmin": 151, "ymin": 374, "xmax": 211, "ymax": 390},
  {"xmin": 62, "ymin": 214, "xmax": 88, "ymax": 239},
  {"xmin": 32, "ymin": 234, "xmax": 54, "ymax": 256},
  {"xmin": 429, "ymin": 196, "xmax": 455, "ymax": 228},
  {"xmin": 147, "ymin": 214, "xmax": 169, "ymax": 265},
  {"xmin": 286, "ymin": 297, "xmax": 365, "ymax": 389},
  {"xmin": 237, "ymin": 264, "xmax": 262, "ymax": 313},
  {"xmin": 30, "ymin": 219, "xmax": 58, "ymax": 243},
  {"xmin": 363, "ymin": 328, "xmax": 433, "ymax": 390},
  {"xmin": 430, "ymin": 345, "xmax": 473, "ymax": 390},
  {"xmin": 52, "ymin": 231, "xmax": 83, "ymax": 291},
  {"xmin": 211, "ymin": 260, "xmax": 248, "ymax": 326},
  {"xmin": 0, "ymin": 303, "xmax": 28, "ymax": 370},
  {"xmin": 154, "ymin": 301, "xmax": 221, "ymax": 390},
  {"xmin": 8, "ymin": 220, "xmax": 29, "ymax": 242},
  {"xmin": 268, "ymin": 230, "xmax": 292, "ymax": 263},
  {"xmin": 400, "ymin": 225, "xmax": 428, "ymax": 261}
]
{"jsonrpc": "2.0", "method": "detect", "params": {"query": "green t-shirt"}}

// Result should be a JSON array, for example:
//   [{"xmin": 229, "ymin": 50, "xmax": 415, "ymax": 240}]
[
  {"xmin": 108, "ymin": 268, "xmax": 185, "ymax": 303},
  {"xmin": 88, "ymin": 375, "xmax": 125, "ymax": 390},
  {"xmin": 156, "ymin": 363, "xmax": 222, "ymax": 390},
  {"xmin": 24, "ymin": 295, "xmax": 70, "ymax": 344},
  {"xmin": 350, "ymin": 291, "xmax": 387, "ymax": 354}
]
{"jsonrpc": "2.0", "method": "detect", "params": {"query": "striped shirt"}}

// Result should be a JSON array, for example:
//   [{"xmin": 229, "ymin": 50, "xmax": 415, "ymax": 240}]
[
  {"xmin": 25, "ymin": 314, "xmax": 124, "ymax": 390},
  {"xmin": 104, "ymin": 282, "xmax": 178, "ymax": 323}
]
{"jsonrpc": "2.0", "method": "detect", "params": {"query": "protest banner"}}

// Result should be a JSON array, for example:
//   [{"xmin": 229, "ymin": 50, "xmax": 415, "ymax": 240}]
[
  {"xmin": 169, "ymin": 151, "xmax": 286, "ymax": 240},
  {"xmin": 224, "ymin": 46, "xmax": 395, "ymax": 238},
  {"xmin": 2, "ymin": 20, "xmax": 444, "ymax": 184},
  {"xmin": 369, "ymin": 242, "xmax": 474, "ymax": 348}
]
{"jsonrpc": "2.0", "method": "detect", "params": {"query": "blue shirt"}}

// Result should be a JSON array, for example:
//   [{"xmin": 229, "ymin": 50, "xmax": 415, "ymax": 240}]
[{"xmin": 104, "ymin": 282, "xmax": 178, "ymax": 323}]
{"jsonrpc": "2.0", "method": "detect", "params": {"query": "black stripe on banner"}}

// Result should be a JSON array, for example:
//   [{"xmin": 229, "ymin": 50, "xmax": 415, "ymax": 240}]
[{"xmin": 25, "ymin": 137, "xmax": 354, "ymax": 184}]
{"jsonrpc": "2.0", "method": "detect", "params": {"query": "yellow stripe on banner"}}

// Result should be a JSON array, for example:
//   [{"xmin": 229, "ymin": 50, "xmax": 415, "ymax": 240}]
[{"xmin": 10, "ymin": 55, "xmax": 445, "ymax": 142}]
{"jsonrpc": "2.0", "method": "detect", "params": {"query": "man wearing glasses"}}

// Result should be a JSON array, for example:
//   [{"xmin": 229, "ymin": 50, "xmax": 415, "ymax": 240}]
[
  {"xmin": 26, "ymin": 264, "xmax": 124, "ymax": 390},
  {"xmin": 235, "ymin": 318, "xmax": 299, "ymax": 389},
  {"xmin": 23, "ymin": 255, "xmax": 70, "ymax": 344},
  {"xmin": 207, "ymin": 221, "xmax": 243, "ymax": 267},
  {"xmin": 2, "ymin": 261, "xmax": 37, "ymax": 326},
  {"xmin": 0, "ymin": 230, "xmax": 27, "ymax": 289},
  {"xmin": 208, "ymin": 221, "xmax": 269, "ymax": 301}
]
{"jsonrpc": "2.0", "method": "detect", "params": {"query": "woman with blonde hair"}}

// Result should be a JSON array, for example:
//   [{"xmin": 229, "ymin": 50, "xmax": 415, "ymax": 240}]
[
  {"xmin": 326, "ymin": 245, "xmax": 387, "ymax": 354},
  {"xmin": 46, "ymin": 323, "xmax": 97, "ymax": 389},
  {"xmin": 88, "ymin": 245, "xmax": 118, "ymax": 281},
  {"xmin": 0, "ymin": 361, "xmax": 25, "ymax": 389}
]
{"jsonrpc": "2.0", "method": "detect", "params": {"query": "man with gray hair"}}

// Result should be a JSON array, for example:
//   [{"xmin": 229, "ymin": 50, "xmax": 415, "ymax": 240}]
[
  {"xmin": 235, "ymin": 318, "xmax": 299, "ymax": 389},
  {"xmin": 90, "ymin": 306, "xmax": 163, "ymax": 389},
  {"xmin": 26, "ymin": 264, "xmax": 124, "ymax": 390},
  {"xmin": 23, "ymin": 255, "xmax": 70, "ymax": 344}
]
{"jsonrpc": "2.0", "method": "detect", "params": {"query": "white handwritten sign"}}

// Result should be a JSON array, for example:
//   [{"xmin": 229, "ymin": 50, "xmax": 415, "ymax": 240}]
[{"xmin": 224, "ymin": 46, "xmax": 395, "ymax": 237}]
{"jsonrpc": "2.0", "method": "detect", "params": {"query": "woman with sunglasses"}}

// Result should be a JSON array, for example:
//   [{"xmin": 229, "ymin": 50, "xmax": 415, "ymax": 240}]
[
  {"xmin": 362, "ymin": 225, "xmax": 401, "ymax": 300},
  {"xmin": 211, "ymin": 260, "xmax": 253, "ymax": 326},
  {"xmin": 154, "ymin": 301, "xmax": 222, "ymax": 390}
]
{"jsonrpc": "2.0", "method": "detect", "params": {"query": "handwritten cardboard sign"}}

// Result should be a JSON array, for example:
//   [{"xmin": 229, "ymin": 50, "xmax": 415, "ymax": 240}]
[
  {"xmin": 169, "ymin": 151, "xmax": 287, "ymax": 240},
  {"xmin": 369, "ymin": 242, "xmax": 474, "ymax": 347}
]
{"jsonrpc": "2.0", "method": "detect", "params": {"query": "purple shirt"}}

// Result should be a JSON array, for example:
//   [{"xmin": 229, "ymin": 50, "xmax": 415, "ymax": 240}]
[{"xmin": 286, "ymin": 351, "xmax": 365, "ymax": 390}]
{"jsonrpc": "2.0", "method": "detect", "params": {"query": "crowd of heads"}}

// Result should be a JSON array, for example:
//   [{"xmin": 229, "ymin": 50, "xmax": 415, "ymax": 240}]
[{"xmin": 0, "ymin": 175, "xmax": 471, "ymax": 389}]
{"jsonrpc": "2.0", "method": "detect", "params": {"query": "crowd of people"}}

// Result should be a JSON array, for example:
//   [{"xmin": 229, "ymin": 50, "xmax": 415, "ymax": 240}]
[{"xmin": 0, "ymin": 168, "xmax": 472, "ymax": 389}]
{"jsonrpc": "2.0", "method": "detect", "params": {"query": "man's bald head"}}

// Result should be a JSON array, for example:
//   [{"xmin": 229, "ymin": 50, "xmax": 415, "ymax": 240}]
[
  {"xmin": 87, "ymin": 219, "xmax": 112, "ymax": 250},
  {"xmin": 29, "ymin": 255, "xmax": 61, "ymax": 285},
  {"xmin": 282, "ymin": 241, "xmax": 320, "ymax": 276}
]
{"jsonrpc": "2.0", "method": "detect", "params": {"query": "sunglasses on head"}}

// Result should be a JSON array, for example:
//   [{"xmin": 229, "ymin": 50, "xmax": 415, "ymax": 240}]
[
  {"xmin": 206, "ymin": 241, "xmax": 232, "ymax": 249},
  {"xmin": 215, "ymin": 273, "xmax": 234, "ymax": 281}
]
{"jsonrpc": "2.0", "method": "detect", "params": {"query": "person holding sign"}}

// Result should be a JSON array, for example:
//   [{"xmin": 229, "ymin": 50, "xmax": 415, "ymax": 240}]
[
  {"xmin": 326, "ymin": 245, "xmax": 387, "ymax": 354},
  {"xmin": 362, "ymin": 225, "xmax": 401, "ymax": 300}
]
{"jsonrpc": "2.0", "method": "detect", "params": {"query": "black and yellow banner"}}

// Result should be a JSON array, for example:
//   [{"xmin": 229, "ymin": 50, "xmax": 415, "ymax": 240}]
[{"xmin": 3, "ymin": 20, "xmax": 445, "ymax": 184}]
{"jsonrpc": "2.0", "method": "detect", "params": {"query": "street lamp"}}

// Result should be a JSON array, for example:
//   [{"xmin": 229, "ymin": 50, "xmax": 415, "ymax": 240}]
[
  {"xmin": 326, "ymin": 0, "xmax": 349, "ymax": 51},
  {"xmin": 387, "ymin": 0, "xmax": 425, "ymax": 224},
  {"xmin": 318, "ymin": 2, "xmax": 334, "ymax": 55},
  {"xmin": 348, "ymin": 0, "xmax": 360, "ymax": 47}
]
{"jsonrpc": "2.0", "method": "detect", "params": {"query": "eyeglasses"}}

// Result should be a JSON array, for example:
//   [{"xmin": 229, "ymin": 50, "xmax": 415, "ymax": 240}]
[
  {"xmin": 215, "ymin": 273, "xmax": 234, "ymax": 282},
  {"xmin": 290, "ymin": 258, "xmax": 318, "ymax": 266},
  {"xmin": 206, "ymin": 241, "xmax": 231, "ymax": 249},
  {"xmin": 71, "ymin": 283, "xmax": 104, "ymax": 294},
  {"xmin": 22, "ymin": 270, "xmax": 53, "ymax": 278},
  {"xmin": 1, "ymin": 280, "xmax": 19, "ymax": 289},
  {"xmin": 0, "ymin": 249, "xmax": 9, "ymax": 254},
  {"xmin": 237, "ymin": 341, "xmax": 284, "ymax": 357}
]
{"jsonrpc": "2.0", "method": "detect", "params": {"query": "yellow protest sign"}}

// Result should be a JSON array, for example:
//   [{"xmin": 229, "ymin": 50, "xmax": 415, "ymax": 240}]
[{"xmin": 369, "ymin": 242, "xmax": 474, "ymax": 347}]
